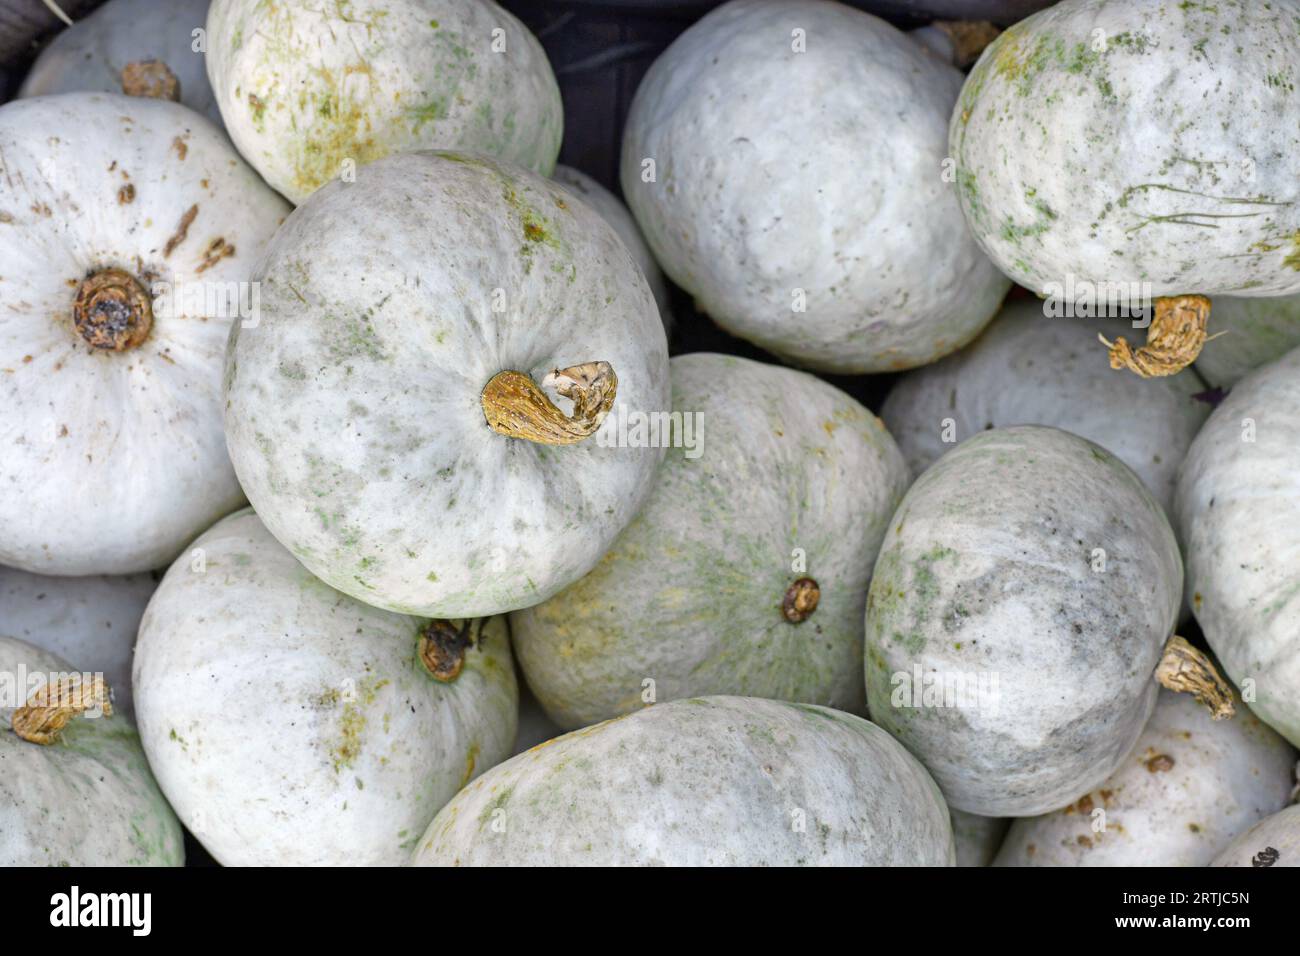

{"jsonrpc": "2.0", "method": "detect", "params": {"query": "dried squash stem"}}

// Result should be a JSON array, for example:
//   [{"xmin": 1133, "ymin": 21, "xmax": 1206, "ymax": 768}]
[
  {"xmin": 1155, "ymin": 635, "xmax": 1235, "ymax": 719},
  {"xmin": 482, "ymin": 361, "xmax": 617, "ymax": 445}
]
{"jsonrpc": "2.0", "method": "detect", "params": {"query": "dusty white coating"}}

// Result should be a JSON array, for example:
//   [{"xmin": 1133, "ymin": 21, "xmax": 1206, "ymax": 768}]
[
  {"xmin": 132, "ymin": 509, "xmax": 518, "ymax": 866},
  {"xmin": 1194, "ymin": 292, "xmax": 1300, "ymax": 388},
  {"xmin": 620, "ymin": 0, "xmax": 1008, "ymax": 373},
  {"xmin": 19, "ymin": 0, "xmax": 220, "ymax": 124},
  {"xmin": 206, "ymin": 0, "xmax": 563, "ymax": 204},
  {"xmin": 0, "ymin": 565, "xmax": 156, "ymax": 718},
  {"xmin": 995, "ymin": 689, "xmax": 1294, "ymax": 866},
  {"xmin": 951, "ymin": 0, "xmax": 1300, "ymax": 300},
  {"xmin": 1212, "ymin": 804, "xmax": 1300, "ymax": 867},
  {"xmin": 411, "ymin": 696, "xmax": 955, "ymax": 866},
  {"xmin": 0, "ymin": 93, "xmax": 288, "ymax": 575},
  {"xmin": 511, "ymin": 353, "xmax": 909, "ymax": 728},
  {"xmin": 0, "ymin": 636, "xmax": 182, "ymax": 866},
  {"xmin": 866, "ymin": 426, "xmax": 1183, "ymax": 816},
  {"xmin": 223, "ymin": 151, "xmax": 670, "ymax": 618},
  {"xmin": 1177, "ymin": 347, "xmax": 1300, "ymax": 747}
]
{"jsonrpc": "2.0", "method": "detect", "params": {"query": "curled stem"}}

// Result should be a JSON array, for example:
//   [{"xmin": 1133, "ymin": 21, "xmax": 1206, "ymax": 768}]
[
  {"xmin": 1155, "ymin": 635, "xmax": 1235, "ymax": 720},
  {"xmin": 11, "ymin": 675, "xmax": 113, "ymax": 745},
  {"xmin": 481, "ymin": 361, "xmax": 617, "ymax": 445}
]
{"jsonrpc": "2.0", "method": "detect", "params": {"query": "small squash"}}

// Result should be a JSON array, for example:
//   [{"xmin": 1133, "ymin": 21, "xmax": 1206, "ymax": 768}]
[
  {"xmin": 132, "ymin": 509, "xmax": 518, "ymax": 866},
  {"xmin": 1194, "ymin": 293, "xmax": 1300, "ymax": 388},
  {"xmin": 1177, "ymin": 346, "xmax": 1300, "ymax": 747},
  {"xmin": 0, "ymin": 636, "xmax": 183, "ymax": 866},
  {"xmin": 511, "ymin": 353, "xmax": 909, "ymax": 728},
  {"xmin": 0, "ymin": 565, "xmax": 156, "ymax": 718},
  {"xmin": 995, "ymin": 688, "xmax": 1294, "ymax": 866},
  {"xmin": 865, "ymin": 426, "xmax": 1194, "ymax": 816},
  {"xmin": 410, "ymin": 696, "xmax": 955, "ymax": 866},
  {"xmin": 206, "ymin": 0, "xmax": 563, "ymax": 204},
  {"xmin": 1212, "ymin": 805, "xmax": 1300, "ymax": 868},
  {"xmin": 620, "ymin": 0, "xmax": 1009, "ymax": 373},
  {"xmin": 20, "ymin": 0, "xmax": 220, "ymax": 124},
  {"xmin": 223, "ymin": 151, "xmax": 670, "ymax": 618},
  {"xmin": 0, "ymin": 93, "xmax": 288, "ymax": 575},
  {"xmin": 951, "ymin": 0, "xmax": 1300, "ymax": 376}
]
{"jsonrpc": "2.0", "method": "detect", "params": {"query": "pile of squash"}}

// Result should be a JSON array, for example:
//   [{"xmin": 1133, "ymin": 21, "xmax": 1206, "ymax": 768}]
[{"xmin": 2, "ymin": 0, "xmax": 1300, "ymax": 868}]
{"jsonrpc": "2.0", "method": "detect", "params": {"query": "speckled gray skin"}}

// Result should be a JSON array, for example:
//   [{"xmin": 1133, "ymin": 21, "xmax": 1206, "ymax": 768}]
[
  {"xmin": 0, "ymin": 636, "xmax": 182, "ymax": 866},
  {"xmin": 1212, "ymin": 805, "xmax": 1300, "ymax": 867},
  {"xmin": 996, "ymin": 689, "xmax": 1294, "ymax": 866},
  {"xmin": 866, "ymin": 426, "xmax": 1182, "ymax": 817},
  {"xmin": 952, "ymin": 0, "xmax": 1300, "ymax": 300},
  {"xmin": 133, "ymin": 509, "xmax": 518, "ymax": 866},
  {"xmin": 620, "ymin": 0, "xmax": 1009, "ymax": 374},
  {"xmin": 20, "ymin": 0, "xmax": 220, "ymax": 124},
  {"xmin": 224, "ymin": 151, "xmax": 670, "ymax": 618},
  {"xmin": 207, "ymin": 0, "xmax": 563, "ymax": 204},
  {"xmin": 881, "ymin": 301, "xmax": 1210, "ymax": 517},
  {"xmin": 1195, "ymin": 293, "xmax": 1300, "ymax": 388},
  {"xmin": 0, "ymin": 566, "xmax": 156, "ymax": 718},
  {"xmin": 511, "ymin": 353, "xmax": 909, "ymax": 729},
  {"xmin": 410, "ymin": 696, "xmax": 955, "ymax": 866},
  {"xmin": 1177, "ymin": 348, "xmax": 1300, "ymax": 748},
  {"xmin": 951, "ymin": 809, "xmax": 1008, "ymax": 867}
]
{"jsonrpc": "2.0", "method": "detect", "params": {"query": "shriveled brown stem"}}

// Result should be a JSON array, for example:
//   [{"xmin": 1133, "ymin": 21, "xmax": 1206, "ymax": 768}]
[
  {"xmin": 933, "ymin": 20, "xmax": 1001, "ymax": 67},
  {"xmin": 73, "ymin": 268, "xmax": 153, "ymax": 351},
  {"xmin": 121, "ymin": 60, "xmax": 181, "ymax": 101},
  {"xmin": 12, "ymin": 675, "xmax": 112, "ymax": 745},
  {"xmin": 418, "ymin": 620, "xmax": 474, "ymax": 683},
  {"xmin": 1098, "ymin": 294, "xmax": 1213, "ymax": 377},
  {"xmin": 1155, "ymin": 635, "xmax": 1235, "ymax": 720},
  {"xmin": 482, "ymin": 361, "xmax": 617, "ymax": 445},
  {"xmin": 782, "ymin": 577, "xmax": 820, "ymax": 624}
]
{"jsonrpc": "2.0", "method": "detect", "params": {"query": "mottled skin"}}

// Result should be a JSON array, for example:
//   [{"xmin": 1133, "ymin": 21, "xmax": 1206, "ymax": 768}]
[
  {"xmin": 1177, "ymin": 347, "xmax": 1300, "ymax": 748},
  {"xmin": 866, "ymin": 426, "xmax": 1182, "ymax": 816},
  {"xmin": 0, "ymin": 637, "xmax": 183, "ymax": 866},
  {"xmin": 0, "ymin": 567, "xmax": 157, "ymax": 718},
  {"xmin": 224, "ymin": 151, "xmax": 670, "ymax": 618},
  {"xmin": 20, "ymin": 0, "xmax": 220, "ymax": 124},
  {"xmin": 952, "ymin": 0, "xmax": 1300, "ymax": 299},
  {"xmin": 996, "ymin": 689, "xmax": 1294, "ymax": 866},
  {"xmin": 1212, "ymin": 805, "xmax": 1300, "ymax": 867},
  {"xmin": 133, "ymin": 509, "xmax": 518, "ymax": 866},
  {"xmin": 411, "ymin": 696, "xmax": 955, "ymax": 866},
  {"xmin": 1195, "ymin": 292, "xmax": 1300, "ymax": 388},
  {"xmin": 620, "ymin": 0, "xmax": 1008, "ymax": 373},
  {"xmin": 206, "ymin": 0, "xmax": 562, "ymax": 204},
  {"xmin": 951, "ymin": 809, "xmax": 1008, "ymax": 867},
  {"xmin": 0, "ymin": 93, "xmax": 287, "ymax": 574},
  {"xmin": 512, "ymin": 354, "xmax": 909, "ymax": 728},
  {"xmin": 552, "ymin": 165, "xmax": 673, "ymax": 335}
]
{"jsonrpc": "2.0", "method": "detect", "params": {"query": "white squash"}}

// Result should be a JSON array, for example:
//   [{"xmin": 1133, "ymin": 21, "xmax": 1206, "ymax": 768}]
[
  {"xmin": 206, "ymin": 0, "xmax": 563, "ymax": 204},
  {"xmin": 881, "ymin": 301, "xmax": 1211, "ymax": 516},
  {"xmin": 0, "ymin": 565, "xmax": 156, "ymax": 717},
  {"xmin": 0, "ymin": 635, "xmax": 182, "ymax": 866},
  {"xmin": 951, "ymin": 809, "xmax": 1008, "ymax": 867},
  {"xmin": 1176, "ymin": 347, "xmax": 1300, "ymax": 747},
  {"xmin": 132, "ymin": 509, "xmax": 518, "ymax": 866},
  {"xmin": 553, "ymin": 165, "xmax": 673, "ymax": 334},
  {"xmin": 865, "ymin": 425, "xmax": 1185, "ymax": 816},
  {"xmin": 951, "ymin": 0, "xmax": 1300, "ymax": 375},
  {"xmin": 411, "ymin": 696, "xmax": 955, "ymax": 866},
  {"xmin": 995, "ymin": 689, "xmax": 1294, "ymax": 866},
  {"xmin": 0, "ymin": 92, "xmax": 288, "ymax": 575},
  {"xmin": 20, "ymin": 0, "xmax": 219, "ymax": 125},
  {"xmin": 224, "ymin": 151, "xmax": 670, "ymax": 618},
  {"xmin": 1194, "ymin": 293, "xmax": 1300, "ymax": 388},
  {"xmin": 619, "ymin": 0, "xmax": 1009, "ymax": 373},
  {"xmin": 1212, "ymin": 805, "xmax": 1300, "ymax": 868},
  {"xmin": 511, "ymin": 353, "xmax": 909, "ymax": 729}
]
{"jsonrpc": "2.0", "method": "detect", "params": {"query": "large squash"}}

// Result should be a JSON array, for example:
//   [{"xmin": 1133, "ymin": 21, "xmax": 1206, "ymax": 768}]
[
  {"xmin": 223, "ymin": 151, "xmax": 670, "ymax": 618},
  {"xmin": 1212, "ymin": 805, "xmax": 1300, "ymax": 867},
  {"xmin": 1194, "ymin": 293, "xmax": 1300, "ymax": 388},
  {"xmin": 132, "ymin": 509, "xmax": 518, "ymax": 866}
]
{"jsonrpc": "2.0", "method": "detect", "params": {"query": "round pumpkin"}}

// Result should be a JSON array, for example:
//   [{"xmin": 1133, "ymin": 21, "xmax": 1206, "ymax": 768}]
[
  {"xmin": 206, "ymin": 0, "xmax": 563, "ymax": 204},
  {"xmin": 1212, "ymin": 805, "xmax": 1300, "ymax": 868},
  {"xmin": 0, "ymin": 565, "xmax": 156, "ymax": 718},
  {"xmin": 0, "ymin": 635, "xmax": 182, "ymax": 866},
  {"xmin": 951, "ymin": 0, "xmax": 1300, "ymax": 373},
  {"xmin": 511, "ymin": 353, "xmax": 909, "ymax": 729},
  {"xmin": 0, "ymin": 92, "xmax": 288, "ymax": 575},
  {"xmin": 619, "ymin": 0, "xmax": 1009, "ymax": 374},
  {"xmin": 223, "ymin": 150, "xmax": 670, "ymax": 618},
  {"xmin": 1194, "ymin": 293, "xmax": 1300, "ymax": 388},
  {"xmin": 410, "ymin": 696, "xmax": 955, "ymax": 866},
  {"xmin": 951, "ymin": 809, "xmax": 1008, "ymax": 867},
  {"xmin": 881, "ymin": 301, "xmax": 1211, "ymax": 516},
  {"xmin": 552, "ymin": 165, "xmax": 673, "ymax": 334},
  {"xmin": 20, "ymin": 0, "xmax": 219, "ymax": 124},
  {"xmin": 132, "ymin": 509, "xmax": 518, "ymax": 866},
  {"xmin": 865, "ymin": 425, "xmax": 1183, "ymax": 816},
  {"xmin": 994, "ymin": 688, "xmax": 1294, "ymax": 866},
  {"xmin": 1177, "ymin": 346, "xmax": 1300, "ymax": 747}
]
